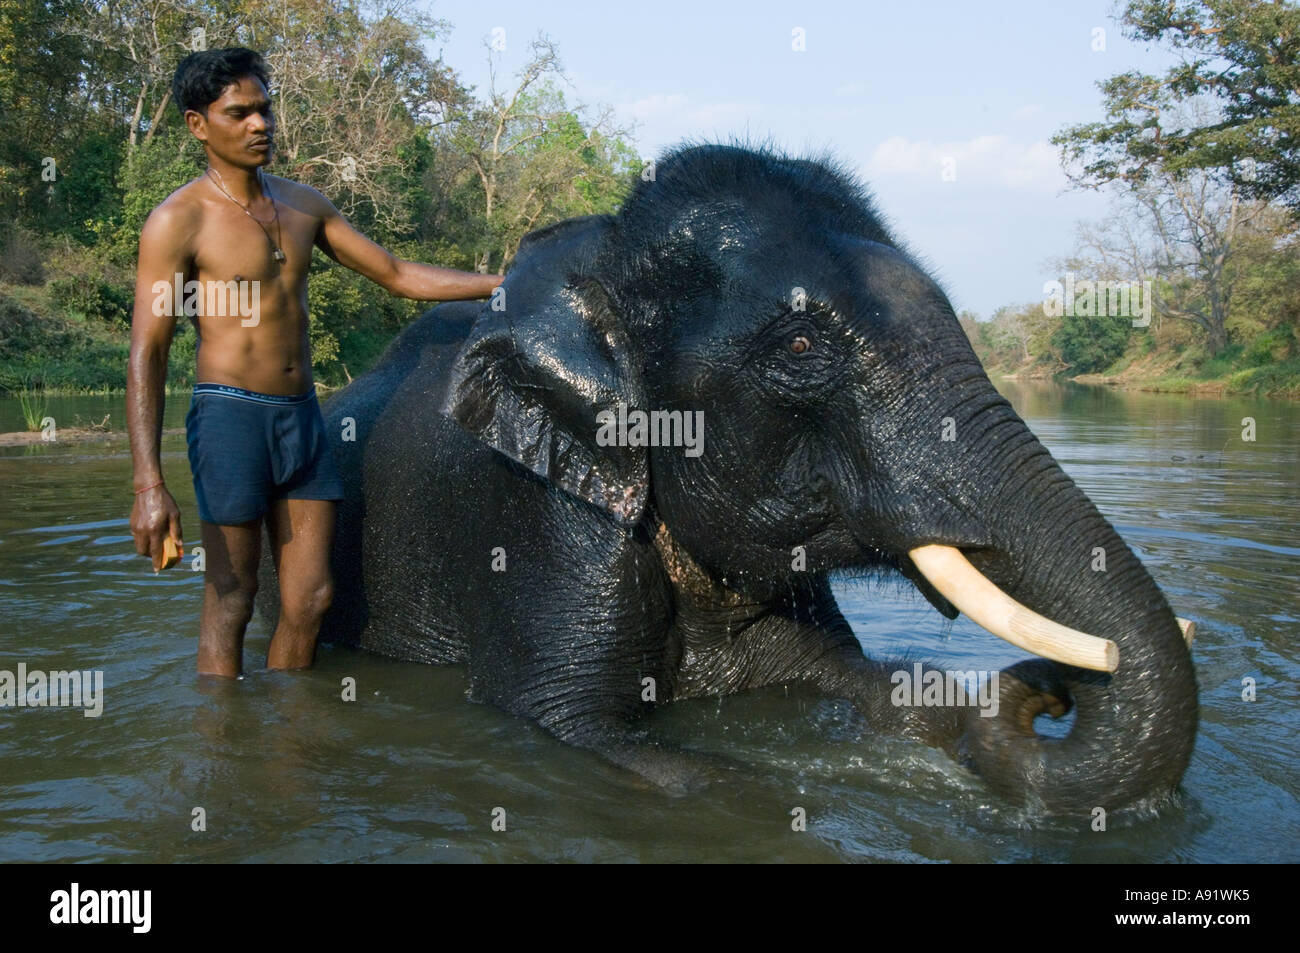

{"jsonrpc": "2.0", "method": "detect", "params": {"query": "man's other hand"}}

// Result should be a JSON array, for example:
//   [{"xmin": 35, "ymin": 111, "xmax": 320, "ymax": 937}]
[{"xmin": 132, "ymin": 485, "xmax": 185, "ymax": 571}]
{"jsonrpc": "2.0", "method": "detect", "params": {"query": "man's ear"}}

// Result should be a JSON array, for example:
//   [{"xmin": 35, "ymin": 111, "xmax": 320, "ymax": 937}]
[{"xmin": 440, "ymin": 217, "xmax": 649, "ymax": 525}]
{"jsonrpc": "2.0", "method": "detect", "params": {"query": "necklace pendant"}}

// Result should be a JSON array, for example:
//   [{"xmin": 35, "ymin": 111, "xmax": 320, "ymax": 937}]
[{"xmin": 272, "ymin": 247, "xmax": 286, "ymax": 263}]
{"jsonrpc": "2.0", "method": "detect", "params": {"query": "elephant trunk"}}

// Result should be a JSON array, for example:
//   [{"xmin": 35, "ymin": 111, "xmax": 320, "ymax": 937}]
[
  {"xmin": 961, "ymin": 491, "xmax": 1197, "ymax": 813},
  {"xmin": 962, "ymin": 428, "xmax": 1193, "ymax": 811},
  {"xmin": 868, "ymin": 361, "xmax": 1198, "ymax": 813}
]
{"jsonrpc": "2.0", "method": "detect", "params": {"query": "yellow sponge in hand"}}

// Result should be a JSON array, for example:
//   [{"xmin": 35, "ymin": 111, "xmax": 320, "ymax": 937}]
[{"xmin": 154, "ymin": 536, "xmax": 183, "ymax": 573}]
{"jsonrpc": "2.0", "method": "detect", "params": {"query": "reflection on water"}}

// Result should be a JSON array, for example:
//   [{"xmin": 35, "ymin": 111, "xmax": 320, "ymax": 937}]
[{"xmin": 0, "ymin": 383, "xmax": 1296, "ymax": 862}]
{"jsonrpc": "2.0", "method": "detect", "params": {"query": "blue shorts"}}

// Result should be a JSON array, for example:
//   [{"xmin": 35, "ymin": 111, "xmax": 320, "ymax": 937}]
[{"xmin": 185, "ymin": 382, "xmax": 345, "ymax": 525}]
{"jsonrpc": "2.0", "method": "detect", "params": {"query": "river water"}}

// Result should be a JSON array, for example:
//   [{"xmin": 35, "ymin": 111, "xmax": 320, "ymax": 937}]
[{"xmin": 0, "ymin": 381, "xmax": 1296, "ymax": 862}]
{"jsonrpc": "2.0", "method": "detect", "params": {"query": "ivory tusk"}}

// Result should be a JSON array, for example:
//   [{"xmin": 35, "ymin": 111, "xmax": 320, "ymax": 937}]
[
  {"xmin": 1177, "ymin": 617, "xmax": 1195, "ymax": 645},
  {"xmin": 908, "ymin": 544, "xmax": 1119, "ymax": 673}
]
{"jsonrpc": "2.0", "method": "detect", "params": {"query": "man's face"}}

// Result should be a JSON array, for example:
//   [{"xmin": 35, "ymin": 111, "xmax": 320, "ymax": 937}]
[{"xmin": 187, "ymin": 75, "xmax": 275, "ymax": 168}]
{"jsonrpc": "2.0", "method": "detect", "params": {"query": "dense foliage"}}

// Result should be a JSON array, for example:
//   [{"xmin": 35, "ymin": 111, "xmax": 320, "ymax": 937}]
[{"xmin": 0, "ymin": 0, "xmax": 640, "ymax": 392}]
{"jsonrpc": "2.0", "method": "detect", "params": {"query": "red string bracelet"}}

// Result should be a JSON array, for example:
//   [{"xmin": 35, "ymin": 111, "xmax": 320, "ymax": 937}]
[{"xmin": 134, "ymin": 480, "xmax": 165, "ymax": 495}]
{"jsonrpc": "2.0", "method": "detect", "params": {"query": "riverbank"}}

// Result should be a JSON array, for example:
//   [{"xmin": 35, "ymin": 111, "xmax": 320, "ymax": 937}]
[
  {"xmin": 0, "ymin": 426, "xmax": 183, "ymax": 448},
  {"xmin": 994, "ymin": 349, "xmax": 1300, "ymax": 399},
  {"xmin": 0, "ymin": 284, "xmax": 195, "ymax": 395}
]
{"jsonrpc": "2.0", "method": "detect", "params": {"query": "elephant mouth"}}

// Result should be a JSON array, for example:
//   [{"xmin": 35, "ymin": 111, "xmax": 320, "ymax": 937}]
[{"xmin": 903, "ymin": 544, "xmax": 1195, "ymax": 673}]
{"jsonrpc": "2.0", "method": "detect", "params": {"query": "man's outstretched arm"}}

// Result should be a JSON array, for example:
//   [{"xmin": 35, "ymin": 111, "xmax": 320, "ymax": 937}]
[{"xmin": 311, "ymin": 188, "xmax": 503, "ymax": 300}]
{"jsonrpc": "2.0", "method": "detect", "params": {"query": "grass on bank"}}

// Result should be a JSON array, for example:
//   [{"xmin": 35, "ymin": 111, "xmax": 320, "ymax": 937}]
[
  {"xmin": 1081, "ymin": 345, "xmax": 1300, "ymax": 398},
  {"xmin": 16, "ymin": 384, "xmax": 48, "ymax": 431},
  {"xmin": 0, "ymin": 283, "xmax": 195, "ymax": 396},
  {"xmin": 988, "ymin": 332, "xmax": 1300, "ymax": 399}
]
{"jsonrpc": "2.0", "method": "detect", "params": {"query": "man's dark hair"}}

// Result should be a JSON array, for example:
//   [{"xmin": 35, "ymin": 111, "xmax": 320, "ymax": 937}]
[{"xmin": 172, "ymin": 48, "xmax": 271, "ymax": 119}]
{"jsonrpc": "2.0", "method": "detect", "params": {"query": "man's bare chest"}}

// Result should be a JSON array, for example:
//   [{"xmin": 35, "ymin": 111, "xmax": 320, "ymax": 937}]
[{"xmin": 192, "ymin": 202, "xmax": 318, "ymax": 285}]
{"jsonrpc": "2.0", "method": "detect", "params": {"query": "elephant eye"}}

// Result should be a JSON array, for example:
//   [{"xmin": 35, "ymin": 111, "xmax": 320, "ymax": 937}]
[{"xmin": 788, "ymin": 334, "xmax": 812, "ymax": 355}]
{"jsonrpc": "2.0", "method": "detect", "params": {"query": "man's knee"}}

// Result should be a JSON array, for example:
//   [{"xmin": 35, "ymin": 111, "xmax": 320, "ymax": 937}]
[
  {"xmin": 281, "ymin": 578, "xmax": 333, "ymax": 628},
  {"xmin": 206, "ymin": 570, "xmax": 258, "ymax": 620}
]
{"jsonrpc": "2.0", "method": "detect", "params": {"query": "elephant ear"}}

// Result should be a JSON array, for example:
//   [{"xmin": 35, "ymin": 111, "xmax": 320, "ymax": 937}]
[{"xmin": 440, "ymin": 217, "xmax": 649, "ymax": 525}]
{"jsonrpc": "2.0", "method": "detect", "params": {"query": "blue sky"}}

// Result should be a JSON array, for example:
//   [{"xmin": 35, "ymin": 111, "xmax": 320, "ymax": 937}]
[{"xmin": 421, "ymin": 0, "xmax": 1180, "ymax": 317}]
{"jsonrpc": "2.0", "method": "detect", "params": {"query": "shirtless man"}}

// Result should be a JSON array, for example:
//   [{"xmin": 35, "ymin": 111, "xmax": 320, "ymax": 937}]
[{"xmin": 128, "ymin": 48, "xmax": 501, "ymax": 677}]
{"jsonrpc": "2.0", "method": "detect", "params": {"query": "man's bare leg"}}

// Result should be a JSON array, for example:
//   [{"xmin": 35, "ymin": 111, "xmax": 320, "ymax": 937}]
[
  {"xmin": 197, "ymin": 518, "xmax": 262, "ymax": 677},
  {"xmin": 265, "ymin": 498, "xmax": 336, "ymax": 670}
]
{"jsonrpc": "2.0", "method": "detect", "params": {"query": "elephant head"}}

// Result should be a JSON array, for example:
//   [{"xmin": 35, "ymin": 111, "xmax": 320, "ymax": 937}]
[{"xmin": 442, "ymin": 143, "xmax": 1197, "ymax": 813}]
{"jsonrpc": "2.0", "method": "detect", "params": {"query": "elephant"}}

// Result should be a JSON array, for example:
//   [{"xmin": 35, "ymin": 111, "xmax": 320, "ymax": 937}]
[{"xmin": 284, "ymin": 143, "xmax": 1198, "ymax": 815}]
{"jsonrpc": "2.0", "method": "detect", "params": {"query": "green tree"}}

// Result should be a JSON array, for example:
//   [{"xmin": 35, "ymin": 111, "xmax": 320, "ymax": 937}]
[
  {"xmin": 1224, "ymin": 203, "xmax": 1300, "ymax": 360},
  {"xmin": 437, "ymin": 34, "xmax": 637, "ymax": 273},
  {"xmin": 0, "ymin": 0, "xmax": 116, "ymax": 232},
  {"xmin": 1051, "ymin": 311, "xmax": 1132, "ymax": 372},
  {"xmin": 1054, "ymin": 0, "xmax": 1300, "ymax": 214}
]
